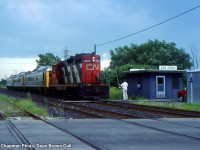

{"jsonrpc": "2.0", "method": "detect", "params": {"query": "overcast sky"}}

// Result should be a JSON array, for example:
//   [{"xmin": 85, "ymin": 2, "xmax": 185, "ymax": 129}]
[{"xmin": 0, "ymin": 0, "xmax": 200, "ymax": 79}]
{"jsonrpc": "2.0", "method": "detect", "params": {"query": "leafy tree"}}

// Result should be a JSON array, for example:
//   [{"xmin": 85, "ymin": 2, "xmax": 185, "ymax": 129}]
[
  {"xmin": 36, "ymin": 53, "xmax": 61, "ymax": 66},
  {"xmin": 110, "ymin": 39, "xmax": 192, "ymax": 70},
  {"xmin": 107, "ymin": 39, "xmax": 192, "ymax": 86}
]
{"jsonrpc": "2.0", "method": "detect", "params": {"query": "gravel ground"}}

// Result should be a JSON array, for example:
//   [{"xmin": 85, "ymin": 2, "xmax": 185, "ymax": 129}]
[{"xmin": 74, "ymin": 102, "xmax": 169, "ymax": 118}]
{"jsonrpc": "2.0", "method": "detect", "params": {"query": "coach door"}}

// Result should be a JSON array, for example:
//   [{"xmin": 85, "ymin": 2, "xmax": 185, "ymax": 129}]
[{"xmin": 156, "ymin": 76, "xmax": 165, "ymax": 98}]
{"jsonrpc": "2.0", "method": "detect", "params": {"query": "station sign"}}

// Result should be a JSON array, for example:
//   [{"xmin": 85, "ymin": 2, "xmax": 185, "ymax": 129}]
[{"xmin": 159, "ymin": 65, "xmax": 177, "ymax": 70}]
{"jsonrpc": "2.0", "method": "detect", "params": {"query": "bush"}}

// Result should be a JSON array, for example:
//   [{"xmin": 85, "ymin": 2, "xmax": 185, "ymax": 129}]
[{"xmin": 109, "ymin": 87, "xmax": 122, "ymax": 100}]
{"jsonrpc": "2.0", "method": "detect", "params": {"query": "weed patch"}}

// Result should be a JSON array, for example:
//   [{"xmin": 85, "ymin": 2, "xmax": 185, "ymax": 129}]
[
  {"xmin": 109, "ymin": 87, "xmax": 122, "ymax": 100},
  {"xmin": 0, "ymin": 94, "xmax": 49, "ymax": 117}
]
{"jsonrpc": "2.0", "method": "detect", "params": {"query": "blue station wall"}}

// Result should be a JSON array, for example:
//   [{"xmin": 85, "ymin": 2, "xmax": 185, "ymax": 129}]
[{"xmin": 127, "ymin": 73, "xmax": 183, "ymax": 100}]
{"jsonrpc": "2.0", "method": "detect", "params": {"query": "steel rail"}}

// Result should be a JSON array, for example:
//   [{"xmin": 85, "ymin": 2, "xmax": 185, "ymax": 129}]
[
  {"xmin": 96, "ymin": 101, "xmax": 200, "ymax": 130},
  {"xmin": 63, "ymin": 102, "xmax": 142, "ymax": 119},
  {"xmin": 120, "ymin": 119, "xmax": 200, "ymax": 141},
  {"xmin": 99, "ymin": 101, "xmax": 200, "ymax": 118},
  {"xmin": 32, "ymin": 96, "xmax": 105, "ymax": 119},
  {"xmin": 0, "ymin": 111, "xmax": 35, "ymax": 150},
  {"xmin": 30, "ymin": 94, "xmax": 141, "ymax": 119},
  {"xmin": 0, "ymin": 96, "xmax": 107, "ymax": 150}
]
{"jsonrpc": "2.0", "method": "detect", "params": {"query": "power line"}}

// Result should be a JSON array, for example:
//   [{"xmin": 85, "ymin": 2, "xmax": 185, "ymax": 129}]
[{"xmin": 96, "ymin": 5, "xmax": 200, "ymax": 47}]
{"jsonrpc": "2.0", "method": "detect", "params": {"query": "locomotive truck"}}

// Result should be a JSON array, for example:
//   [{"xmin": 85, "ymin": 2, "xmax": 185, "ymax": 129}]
[{"xmin": 6, "ymin": 52, "xmax": 109, "ymax": 99}]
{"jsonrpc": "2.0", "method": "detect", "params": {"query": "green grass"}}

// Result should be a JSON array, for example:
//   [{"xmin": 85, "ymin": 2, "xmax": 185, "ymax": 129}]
[
  {"xmin": 176, "ymin": 103, "xmax": 200, "ymax": 111},
  {"xmin": 0, "ymin": 94, "xmax": 49, "ymax": 117},
  {"xmin": 136, "ymin": 101, "xmax": 200, "ymax": 112}
]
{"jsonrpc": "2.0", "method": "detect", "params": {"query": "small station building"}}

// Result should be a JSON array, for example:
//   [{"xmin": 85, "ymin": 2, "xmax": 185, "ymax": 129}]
[{"xmin": 124, "ymin": 66, "xmax": 185, "ymax": 100}]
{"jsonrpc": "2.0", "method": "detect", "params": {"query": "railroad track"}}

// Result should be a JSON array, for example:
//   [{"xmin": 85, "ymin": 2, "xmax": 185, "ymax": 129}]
[
  {"xmin": 33, "ymin": 96, "xmax": 105, "ymax": 119},
  {"xmin": 27, "ymin": 94, "xmax": 141, "ymax": 119},
  {"xmin": 96, "ymin": 101, "xmax": 200, "ymax": 118},
  {"xmin": 0, "ymin": 92, "xmax": 106, "ymax": 150},
  {"xmin": 0, "ymin": 88, "xmax": 170, "ymax": 119},
  {"xmin": 1, "ymin": 88, "xmax": 200, "ymax": 148},
  {"xmin": 1, "ymin": 88, "xmax": 200, "ymax": 119},
  {"xmin": 0, "ymin": 112, "xmax": 106, "ymax": 150},
  {"xmin": 0, "ymin": 111, "xmax": 35, "ymax": 150},
  {"xmin": 68, "ymin": 101, "xmax": 169, "ymax": 118},
  {"xmin": 121, "ymin": 119, "xmax": 200, "ymax": 141},
  {"xmin": 62, "ymin": 102, "xmax": 141, "ymax": 119}
]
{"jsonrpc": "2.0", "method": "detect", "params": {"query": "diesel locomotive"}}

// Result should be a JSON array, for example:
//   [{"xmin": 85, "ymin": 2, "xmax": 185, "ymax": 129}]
[{"xmin": 6, "ymin": 52, "xmax": 109, "ymax": 99}]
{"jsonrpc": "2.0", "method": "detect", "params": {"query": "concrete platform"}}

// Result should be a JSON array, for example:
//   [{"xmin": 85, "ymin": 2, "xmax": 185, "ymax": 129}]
[{"xmin": 0, "ymin": 118, "xmax": 200, "ymax": 150}]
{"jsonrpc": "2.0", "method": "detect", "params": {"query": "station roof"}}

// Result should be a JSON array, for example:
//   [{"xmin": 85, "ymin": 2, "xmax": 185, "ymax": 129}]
[
  {"xmin": 124, "ymin": 69, "xmax": 186, "ymax": 75},
  {"xmin": 187, "ymin": 68, "xmax": 200, "ymax": 73}
]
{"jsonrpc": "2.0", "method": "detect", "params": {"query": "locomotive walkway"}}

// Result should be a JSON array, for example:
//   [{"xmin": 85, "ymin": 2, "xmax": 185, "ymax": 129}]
[{"xmin": 0, "ymin": 118, "xmax": 200, "ymax": 150}]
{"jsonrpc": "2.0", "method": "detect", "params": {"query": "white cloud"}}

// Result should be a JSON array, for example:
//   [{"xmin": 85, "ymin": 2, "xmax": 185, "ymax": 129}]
[
  {"xmin": 101, "ymin": 59, "xmax": 110, "ymax": 70},
  {"xmin": 0, "ymin": 57, "xmax": 37, "ymax": 79},
  {"xmin": 101, "ymin": 52, "xmax": 111, "ymax": 70}
]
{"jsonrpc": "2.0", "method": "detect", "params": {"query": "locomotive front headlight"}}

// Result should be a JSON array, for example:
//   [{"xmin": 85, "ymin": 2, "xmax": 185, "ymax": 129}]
[{"xmin": 92, "ymin": 56, "xmax": 95, "ymax": 62}]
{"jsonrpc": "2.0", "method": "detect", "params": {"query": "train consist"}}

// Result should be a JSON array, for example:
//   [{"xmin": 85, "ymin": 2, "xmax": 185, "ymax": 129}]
[{"xmin": 6, "ymin": 52, "xmax": 109, "ymax": 99}]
